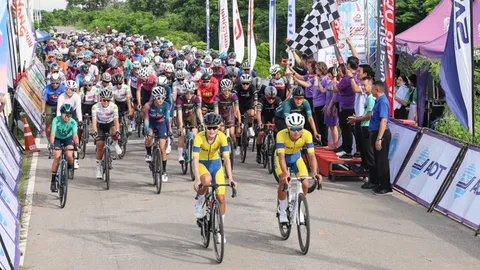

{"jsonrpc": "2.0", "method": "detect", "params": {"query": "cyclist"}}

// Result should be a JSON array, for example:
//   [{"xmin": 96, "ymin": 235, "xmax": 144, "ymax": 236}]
[
  {"xmin": 144, "ymin": 87, "xmax": 171, "ymax": 182},
  {"xmin": 193, "ymin": 112, "xmax": 237, "ymax": 243},
  {"xmin": 91, "ymin": 87, "xmax": 122, "ymax": 179},
  {"xmin": 241, "ymin": 62, "xmax": 257, "ymax": 78},
  {"xmin": 79, "ymin": 75, "xmax": 98, "ymax": 118},
  {"xmin": 42, "ymin": 73, "xmax": 66, "ymax": 141},
  {"xmin": 136, "ymin": 67, "xmax": 158, "ymax": 108},
  {"xmin": 46, "ymin": 63, "xmax": 67, "ymax": 85},
  {"xmin": 172, "ymin": 70, "xmax": 187, "ymax": 98},
  {"xmin": 112, "ymin": 74, "xmax": 134, "ymax": 132},
  {"xmin": 214, "ymin": 79, "xmax": 241, "ymax": 154},
  {"xmin": 269, "ymin": 64, "xmax": 292, "ymax": 101},
  {"xmin": 75, "ymin": 64, "xmax": 90, "ymax": 89},
  {"xmin": 84, "ymin": 55, "xmax": 100, "ymax": 81},
  {"xmin": 49, "ymin": 104, "xmax": 80, "ymax": 192},
  {"xmin": 105, "ymin": 58, "xmax": 123, "ymax": 76},
  {"xmin": 205, "ymin": 67, "xmax": 218, "ymax": 86},
  {"xmin": 158, "ymin": 75, "xmax": 174, "ymax": 154},
  {"xmin": 276, "ymin": 113, "xmax": 320, "ymax": 223},
  {"xmin": 198, "ymin": 73, "xmax": 218, "ymax": 114},
  {"xmin": 235, "ymin": 74, "xmax": 257, "ymax": 139},
  {"xmin": 176, "ymin": 81, "xmax": 203, "ymax": 163},
  {"xmin": 211, "ymin": 59, "xmax": 226, "ymax": 81},
  {"xmin": 96, "ymin": 73, "xmax": 113, "ymax": 91},
  {"xmin": 255, "ymin": 86, "xmax": 283, "ymax": 163}
]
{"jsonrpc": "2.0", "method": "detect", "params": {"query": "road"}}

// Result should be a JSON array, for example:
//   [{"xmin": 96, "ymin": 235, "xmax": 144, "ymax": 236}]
[{"xmin": 23, "ymin": 137, "xmax": 480, "ymax": 269}]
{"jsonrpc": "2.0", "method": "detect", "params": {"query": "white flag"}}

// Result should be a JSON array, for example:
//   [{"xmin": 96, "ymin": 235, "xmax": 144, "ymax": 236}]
[
  {"xmin": 12, "ymin": 0, "xmax": 36, "ymax": 71},
  {"xmin": 269, "ymin": 0, "xmax": 276, "ymax": 65},
  {"xmin": 287, "ymin": 0, "xmax": 296, "ymax": 64},
  {"xmin": 232, "ymin": 0, "xmax": 245, "ymax": 63},
  {"xmin": 218, "ymin": 0, "xmax": 230, "ymax": 53},
  {"xmin": 248, "ymin": 0, "xmax": 257, "ymax": 71}
]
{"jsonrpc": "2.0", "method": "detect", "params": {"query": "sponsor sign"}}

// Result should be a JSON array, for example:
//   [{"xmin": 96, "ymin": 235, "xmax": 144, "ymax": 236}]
[{"xmin": 388, "ymin": 121, "xmax": 419, "ymax": 183}]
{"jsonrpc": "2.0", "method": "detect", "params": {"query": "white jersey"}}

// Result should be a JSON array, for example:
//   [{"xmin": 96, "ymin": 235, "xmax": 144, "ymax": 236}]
[
  {"xmin": 96, "ymin": 82, "xmax": 113, "ymax": 91},
  {"xmin": 172, "ymin": 81, "xmax": 186, "ymax": 96},
  {"xmin": 113, "ymin": 84, "xmax": 131, "ymax": 102},
  {"xmin": 56, "ymin": 92, "xmax": 83, "ymax": 121},
  {"xmin": 88, "ymin": 64, "xmax": 100, "ymax": 77},
  {"xmin": 80, "ymin": 86, "xmax": 99, "ymax": 105},
  {"xmin": 92, "ymin": 102, "xmax": 118, "ymax": 124}
]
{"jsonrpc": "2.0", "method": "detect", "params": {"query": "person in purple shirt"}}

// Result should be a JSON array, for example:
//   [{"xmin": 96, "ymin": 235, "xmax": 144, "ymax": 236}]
[{"xmin": 333, "ymin": 56, "xmax": 360, "ymax": 160}]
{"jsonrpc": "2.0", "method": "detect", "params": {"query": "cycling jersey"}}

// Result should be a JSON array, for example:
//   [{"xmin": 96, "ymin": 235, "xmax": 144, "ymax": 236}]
[
  {"xmin": 198, "ymin": 83, "xmax": 218, "ymax": 104},
  {"xmin": 128, "ymin": 71, "xmax": 138, "ymax": 89},
  {"xmin": 56, "ymin": 93, "xmax": 83, "ymax": 121},
  {"xmin": 46, "ymin": 72, "xmax": 67, "ymax": 85},
  {"xmin": 275, "ymin": 98, "xmax": 313, "ymax": 119},
  {"xmin": 92, "ymin": 102, "xmax": 119, "ymax": 124},
  {"xmin": 276, "ymin": 128, "xmax": 314, "ymax": 156},
  {"xmin": 144, "ymin": 100, "xmax": 170, "ymax": 136},
  {"xmin": 234, "ymin": 84, "xmax": 257, "ymax": 105},
  {"xmin": 66, "ymin": 68, "xmax": 80, "ymax": 81},
  {"xmin": 95, "ymin": 82, "xmax": 113, "ymax": 91},
  {"xmin": 137, "ymin": 74, "xmax": 157, "ymax": 91},
  {"xmin": 80, "ymin": 86, "xmax": 99, "ymax": 105},
  {"xmin": 257, "ymin": 96, "xmax": 282, "ymax": 121},
  {"xmin": 269, "ymin": 77, "xmax": 291, "ymax": 100},
  {"xmin": 113, "ymin": 84, "xmax": 131, "ymax": 102},
  {"xmin": 188, "ymin": 71, "xmax": 202, "ymax": 86},
  {"xmin": 214, "ymin": 93, "xmax": 239, "ymax": 114},
  {"xmin": 105, "ymin": 67, "xmax": 123, "ymax": 76},
  {"xmin": 42, "ymin": 84, "xmax": 66, "ymax": 106},
  {"xmin": 193, "ymin": 131, "xmax": 230, "ymax": 161},
  {"xmin": 212, "ymin": 66, "xmax": 226, "ymax": 80},
  {"xmin": 52, "ymin": 116, "xmax": 78, "ymax": 140},
  {"xmin": 172, "ymin": 81, "xmax": 186, "ymax": 96},
  {"xmin": 176, "ymin": 95, "xmax": 201, "ymax": 117}
]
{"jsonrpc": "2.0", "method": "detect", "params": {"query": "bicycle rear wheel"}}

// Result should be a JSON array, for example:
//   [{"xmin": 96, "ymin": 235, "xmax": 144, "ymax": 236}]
[
  {"xmin": 118, "ymin": 118, "xmax": 128, "ymax": 159},
  {"xmin": 59, "ymin": 160, "xmax": 68, "ymax": 208},
  {"xmin": 188, "ymin": 139, "xmax": 195, "ymax": 181},
  {"xmin": 297, "ymin": 193, "xmax": 310, "ymax": 254},
  {"xmin": 154, "ymin": 147, "xmax": 163, "ymax": 194},
  {"xmin": 240, "ymin": 128, "xmax": 248, "ymax": 163},
  {"xmin": 277, "ymin": 200, "xmax": 292, "ymax": 240},
  {"xmin": 212, "ymin": 200, "xmax": 224, "ymax": 263},
  {"xmin": 104, "ymin": 146, "xmax": 110, "ymax": 190},
  {"xmin": 181, "ymin": 140, "xmax": 188, "ymax": 174}
]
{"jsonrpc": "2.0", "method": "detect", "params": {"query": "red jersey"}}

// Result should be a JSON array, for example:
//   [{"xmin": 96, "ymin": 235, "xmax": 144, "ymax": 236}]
[{"xmin": 198, "ymin": 83, "xmax": 218, "ymax": 104}]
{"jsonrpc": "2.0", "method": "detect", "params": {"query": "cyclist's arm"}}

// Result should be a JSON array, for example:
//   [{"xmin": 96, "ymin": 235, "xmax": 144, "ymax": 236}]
[
  {"xmin": 56, "ymin": 95, "xmax": 64, "ymax": 117},
  {"xmin": 177, "ymin": 108, "xmax": 184, "ymax": 128},
  {"xmin": 113, "ymin": 105, "xmax": 120, "ymax": 132},
  {"xmin": 75, "ymin": 94, "xmax": 83, "ymax": 122},
  {"xmin": 221, "ymin": 136, "xmax": 233, "ymax": 182},
  {"xmin": 196, "ymin": 97, "xmax": 203, "ymax": 124},
  {"xmin": 304, "ymin": 100, "xmax": 318, "ymax": 136},
  {"xmin": 165, "ymin": 103, "xmax": 171, "ymax": 134},
  {"xmin": 213, "ymin": 95, "xmax": 219, "ymax": 114},
  {"xmin": 91, "ymin": 106, "xmax": 98, "ymax": 132},
  {"xmin": 72, "ymin": 121, "xmax": 79, "ymax": 145},
  {"xmin": 192, "ymin": 134, "xmax": 202, "ymax": 184},
  {"xmin": 50, "ymin": 118, "xmax": 57, "ymax": 144},
  {"xmin": 276, "ymin": 133, "xmax": 288, "ymax": 177}
]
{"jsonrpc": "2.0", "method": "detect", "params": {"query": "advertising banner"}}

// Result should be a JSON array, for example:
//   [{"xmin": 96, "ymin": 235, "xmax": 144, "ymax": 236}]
[
  {"xmin": 0, "ymin": 178, "xmax": 20, "ymax": 219},
  {"xmin": 218, "ymin": 0, "xmax": 230, "ymax": 53},
  {"xmin": 388, "ymin": 121, "xmax": 419, "ymax": 183},
  {"xmin": 247, "ymin": 0, "xmax": 257, "ymax": 71},
  {"xmin": 0, "ymin": 118, "xmax": 22, "ymax": 165},
  {"xmin": 269, "ymin": 0, "xmax": 276, "ymax": 66},
  {"xmin": 232, "ymin": 0, "xmax": 245, "ymax": 63},
  {"xmin": 0, "ymin": 1, "xmax": 9, "ymax": 94},
  {"xmin": 0, "ymin": 220, "xmax": 19, "ymax": 270},
  {"xmin": 15, "ymin": 78, "xmax": 43, "ymax": 132},
  {"xmin": 206, "ymin": 0, "xmax": 210, "ymax": 50},
  {"xmin": 0, "ymin": 197, "xmax": 19, "ymax": 243},
  {"xmin": 394, "ymin": 130, "xmax": 462, "ymax": 207},
  {"xmin": 11, "ymin": 0, "xmax": 36, "ymax": 71},
  {"xmin": 0, "ymin": 139, "xmax": 20, "ymax": 184},
  {"xmin": 376, "ymin": 0, "xmax": 387, "ymax": 84},
  {"xmin": 383, "ymin": 0, "xmax": 395, "ymax": 116},
  {"xmin": 436, "ymin": 146, "xmax": 480, "ymax": 230},
  {"xmin": 287, "ymin": 0, "xmax": 295, "ymax": 64}
]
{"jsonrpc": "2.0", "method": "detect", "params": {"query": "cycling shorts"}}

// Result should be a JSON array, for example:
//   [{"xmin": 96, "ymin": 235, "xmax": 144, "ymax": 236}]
[
  {"xmin": 116, "ymin": 101, "xmax": 129, "ymax": 114},
  {"xmin": 239, "ymin": 99, "xmax": 254, "ymax": 116},
  {"xmin": 54, "ymin": 136, "xmax": 74, "ymax": 148},
  {"xmin": 220, "ymin": 110, "xmax": 235, "ymax": 126},
  {"xmin": 97, "ymin": 122, "xmax": 114, "ymax": 141},
  {"xmin": 202, "ymin": 101, "xmax": 214, "ymax": 113},
  {"xmin": 183, "ymin": 113, "xmax": 197, "ymax": 127},
  {"xmin": 149, "ymin": 120, "xmax": 168, "ymax": 139},
  {"xmin": 82, "ymin": 104, "xmax": 94, "ymax": 118},
  {"xmin": 198, "ymin": 159, "xmax": 226, "ymax": 195},
  {"xmin": 274, "ymin": 151, "xmax": 308, "ymax": 178},
  {"xmin": 141, "ymin": 87, "xmax": 152, "ymax": 106}
]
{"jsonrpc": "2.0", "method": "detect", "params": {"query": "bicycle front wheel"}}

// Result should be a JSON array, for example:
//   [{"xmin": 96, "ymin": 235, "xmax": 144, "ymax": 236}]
[
  {"xmin": 104, "ymin": 147, "xmax": 110, "ymax": 190},
  {"xmin": 212, "ymin": 200, "xmax": 224, "ymax": 263},
  {"xmin": 297, "ymin": 193, "xmax": 310, "ymax": 254},
  {"xmin": 59, "ymin": 160, "xmax": 68, "ymax": 208},
  {"xmin": 188, "ymin": 139, "xmax": 195, "ymax": 181},
  {"xmin": 277, "ymin": 200, "xmax": 291, "ymax": 240},
  {"xmin": 241, "ymin": 128, "xmax": 248, "ymax": 163},
  {"xmin": 154, "ymin": 147, "xmax": 163, "ymax": 194},
  {"xmin": 181, "ymin": 140, "xmax": 188, "ymax": 174},
  {"xmin": 80, "ymin": 128, "xmax": 88, "ymax": 159}
]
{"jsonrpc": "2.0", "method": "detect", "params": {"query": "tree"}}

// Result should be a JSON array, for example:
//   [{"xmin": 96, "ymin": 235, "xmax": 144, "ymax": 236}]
[
  {"xmin": 66, "ymin": 0, "xmax": 113, "ymax": 11},
  {"xmin": 127, "ymin": 0, "xmax": 173, "ymax": 17}
]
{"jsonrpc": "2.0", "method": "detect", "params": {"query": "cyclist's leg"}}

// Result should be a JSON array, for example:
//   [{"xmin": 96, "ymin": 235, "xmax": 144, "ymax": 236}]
[
  {"xmin": 197, "ymin": 162, "xmax": 212, "ymax": 196},
  {"xmin": 275, "ymin": 153, "xmax": 290, "ymax": 200},
  {"xmin": 45, "ymin": 105, "xmax": 56, "ymax": 138},
  {"xmin": 293, "ymin": 157, "xmax": 309, "ymax": 195},
  {"xmin": 157, "ymin": 121, "xmax": 168, "ymax": 173},
  {"xmin": 213, "ymin": 162, "xmax": 227, "ymax": 214},
  {"xmin": 51, "ymin": 138, "xmax": 63, "ymax": 172},
  {"xmin": 96, "ymin": 124, "xmax": 110, "ymax": 161},
  {"xmin": 145, "ymin": 128, "xmax": 154, "ymax": 159},
  {"xmin": 64, "ymin": 136, "xmax": 75, "ymax": 165}
]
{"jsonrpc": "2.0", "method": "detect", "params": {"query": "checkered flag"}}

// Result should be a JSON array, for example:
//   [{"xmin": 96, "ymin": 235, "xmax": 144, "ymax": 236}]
[
  {"xmin": 286, "ymin": 2, "xmax": 336, "ymax": 56},
  {"xmin": 321, "ymin": 0, "xmax": 340, "ymax": 24}
]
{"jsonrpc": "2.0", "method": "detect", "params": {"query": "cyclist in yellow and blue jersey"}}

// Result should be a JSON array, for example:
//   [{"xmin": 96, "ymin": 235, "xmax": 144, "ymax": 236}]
[
  {"xmin": 193, "ymin": 112, "xmax": 237, "ymax": 243},
  {"xmin": 276, "ymin": 113, "xmax": 320, "ymax": 223}
]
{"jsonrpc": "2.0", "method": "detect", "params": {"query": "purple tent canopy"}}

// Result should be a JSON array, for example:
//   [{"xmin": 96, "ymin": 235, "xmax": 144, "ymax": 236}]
[{"xmin": 396, "ymin": 0, "xmax": 480, "ymax": 59}]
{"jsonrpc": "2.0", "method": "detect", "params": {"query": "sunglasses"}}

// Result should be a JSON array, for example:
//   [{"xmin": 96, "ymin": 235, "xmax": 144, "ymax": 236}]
[
  {"xmin": 203, "ymin": 80, "xmax": 210, "ymax": 83},
  {"xmin": 51, "ymin": 82, "xmax": 60, "ymax": 85},
  {"xmin": 294, "ymin": 97, "xmax": 304, "ymax": 101},
  {"xmin": 85, "ymin": 84, "xmax": 93, "ymax": 87},
  {"xmin": 155, "ymin": 96, "xmax": 165, "ymax": 101},
  {"xmin": 178, "ymin": 79, "xmax": 185, "ymax": 81},
  {"xmin": 185, "ymin": 91, "xmax": 193, "ymax": 95},
  {"xmin": 266, "ymin": 97, "xmax": 276, "ymax": 101},
  {"xmin": 242, "ymin": 83, "xmax": 250, "ymax": 86},
  {"xmin": 62, "ymin": 114, "xmax": 72, "ymax": 118},
  {"xmin": 206, "ymin": 126, "xmax": 219, "ymax": 130},
  {"xmin": 86, "ymin": 61, "xmax": 91, "ymax": 64},
  {"xmin": 102, "ymin": 81, "xmax": 110, "ymax": 83},
  {"xmin": 66, "ymin": 88, "xmax": 75, "ymax": 91},
  {"xmin": 289, "ymin": 127, "xmax": 303, "ymax": 132},
  {"xmin": 101, "ymin": 99, "xmax": 111, "ymax": 102}
]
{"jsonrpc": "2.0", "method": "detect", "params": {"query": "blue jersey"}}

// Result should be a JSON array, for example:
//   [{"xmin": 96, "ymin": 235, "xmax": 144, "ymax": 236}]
[
  {"xmin": 42, "ymin": 84, "xmax": 66, "ymax": 106},
  {"xmin": 144, "ymin": 101, "xmax": 171, "ymax": 135}
]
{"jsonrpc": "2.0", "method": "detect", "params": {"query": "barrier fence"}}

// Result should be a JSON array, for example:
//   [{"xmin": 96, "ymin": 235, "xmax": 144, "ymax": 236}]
[{"xmin": 389, "ymin": 120, "xmax": 479, "ymax": 236}]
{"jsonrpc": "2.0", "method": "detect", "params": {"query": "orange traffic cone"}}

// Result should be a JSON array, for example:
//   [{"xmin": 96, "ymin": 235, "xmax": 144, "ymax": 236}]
[{"xmin": 24, "ymin": 118, "xmax": 39, "ymax": 153}]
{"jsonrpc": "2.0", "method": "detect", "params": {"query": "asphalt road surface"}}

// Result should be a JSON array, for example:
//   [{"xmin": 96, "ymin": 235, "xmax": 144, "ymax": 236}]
[{"xmin": 23, "ymin": 137, "xmax": 480, "ymax": 269}]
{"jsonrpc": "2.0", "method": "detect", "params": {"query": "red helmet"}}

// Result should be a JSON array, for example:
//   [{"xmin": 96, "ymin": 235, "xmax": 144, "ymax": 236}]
[{"xmin": 118, "ymin": 54, "xmax": 127, "ymax": 61}]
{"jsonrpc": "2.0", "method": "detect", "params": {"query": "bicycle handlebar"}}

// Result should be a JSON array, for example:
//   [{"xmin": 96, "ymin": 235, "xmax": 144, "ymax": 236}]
[{"xmin": 195, "ymin": 183, "xmax": 237, "ymax": 199}]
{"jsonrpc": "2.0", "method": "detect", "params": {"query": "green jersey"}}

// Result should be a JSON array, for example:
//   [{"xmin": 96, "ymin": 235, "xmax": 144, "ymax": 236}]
[
  {"xmin": 52, "ymin": 116, "xmax": 78, "ymax": 139},
  {"xmin": 361, "ymin": 94, "xmax": 376, "ymax": 127}
]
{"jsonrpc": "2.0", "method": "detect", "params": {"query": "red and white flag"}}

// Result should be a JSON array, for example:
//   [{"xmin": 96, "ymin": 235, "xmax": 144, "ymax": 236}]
[{"xmin": 232, "ymin": 0, "xmax": 244, "ymax": 62}]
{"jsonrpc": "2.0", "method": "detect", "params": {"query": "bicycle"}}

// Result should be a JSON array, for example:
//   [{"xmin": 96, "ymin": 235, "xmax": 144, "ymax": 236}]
[
  {"xmin": 277, "ymin": 175, "xmax": 318, "ymax": 255},
  {"xmin": 43, "ymin": 113, "xmax": 56, "ymax": 159},
  {"xmin": 239, "ymin": 114, "xmax": 250, "ymax": 163},
  {"xmin": 260, "ymin": 123, "xmax": 276, "ymax": 174},
  {"xmin": 135, "ymin": 106, "xmax": 144, "ymax": 138},
  {"xmin": 195, "ymin": 183, "xmax": 237, "ymax": 263},
  {"xmin": 117, "ymin": 111, "xmax": 130, "ymax": 159},
  {"xmin": 148, "ymin": 132, "xmax": 163, "ymax": 194},
  {"xmin": 79, "ymin": 114, "xmax": 91, "ymax": 159},
  {"xmin": 180, "ymin": 125, "xmax": 198, "ymax": 180},
  {"xmin": 53, "ymin": 145, "xmax": 75, "ymax": 208},
  {"xmin": 91, "ymin": 132, "xmax": 113, "ymax": 190},
  {"xmin": 222, "ymin": 125, "xmax": 237, "ymax": 171}
]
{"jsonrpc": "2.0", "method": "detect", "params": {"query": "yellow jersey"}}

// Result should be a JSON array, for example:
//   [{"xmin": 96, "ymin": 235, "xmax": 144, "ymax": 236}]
[
  {"xmin": 193, "ymin": 131, "xmax": 230, "ymax": 160},
  {"xmin": 276, "ymin": 129, "xmax": 315, "ymax": 155}
]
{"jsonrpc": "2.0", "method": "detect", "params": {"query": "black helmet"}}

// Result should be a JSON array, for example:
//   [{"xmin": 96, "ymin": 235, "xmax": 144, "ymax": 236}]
[
  {"xmin": 210, "ymin": 51, "xmax": 219, "ymax": 59},
  {"xmin": 79, "ymin": 64, "xmax": 89, "ymax": 74},
  {"xmin": 187, "ymin": 63, "xmax": 197, "ymax": 73},
  {"xmin": 292, "ymin": 86, "xmax": 305, "ymax": 97},
  {"xmin": 201, "ymin": 73, "xmax": 211, "ymax": 81},
  {"xmin": 203, "ymin": 112, "xmax": 222, "ymax": 126},
  {"xmin": 112, "ymin": 73, "xmax": 124, "ymax": 85},
  {"xmin": 60, "ymin": 104, "xmax": 74, "ymax": 114},
  {"xmin": 193, "ymin": 59, "xmax": 202, "ymax": 68},
  {"xmin": 107, "ymin": 49, "xmax": 114, "ymax": 56}
]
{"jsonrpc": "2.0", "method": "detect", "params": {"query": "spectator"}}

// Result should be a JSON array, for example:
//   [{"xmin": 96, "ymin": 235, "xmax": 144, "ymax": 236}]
[
  {"xmin": 324, "ymin": 67, "xmax": 339, "ymax": 149},
  {"xmin": 406, "ymin": 74, "xmax": 418, "ymax": 123},
  {"xmin": 393, "ymin": 75, "xmax": 409, "ymax": 119}
]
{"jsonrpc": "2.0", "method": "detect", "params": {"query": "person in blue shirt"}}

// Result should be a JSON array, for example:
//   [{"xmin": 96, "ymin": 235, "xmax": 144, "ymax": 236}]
[
  {"xmin": 75, "ymin": 65, "xmax": 90, "ymax": 89},
  {"xmin": 368, "ymin": 81, "xmax": 392, "ymax": 195},
  {"xmin": 42, "ymin": 73, "xmax": 66, "ymax": 140}
]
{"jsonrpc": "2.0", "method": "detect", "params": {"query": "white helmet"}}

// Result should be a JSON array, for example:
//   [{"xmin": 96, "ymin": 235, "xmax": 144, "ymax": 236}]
[
  {"xmin": 141, "ymin": 58, "xmax": 150, "ymax": 66},
  {"xmin": 269, "ymin": 64, "xmax": 281, "ymax": 75},
  {"xmin": 158, "ymin": 75, "xmax": 168, "ymax": 86},
  {"xmin": 164, "ymin": 63, "xmax": 175, "ymax": 73},
  {"xmin": 285, "ymin": 113, "xmax": 305, "ymax": 128},
  {"xmin": 184, "ymin": 81, "xmax": 196, "ymax": 92},
  {"xmin": 115, "ymin": 47, "xmax": 123, "ymax": 53},
  {"xmin": 212, "ymin": 59, "xmax": 222, "ymax": 68},
  {"xmin": 220, "ymin": 79, "xmax": 233, "ymax": 90},
  {"xmin": 153, "ymin": 55, "xmax": 162, "ymax": 64},
  {"xmin": 133, "ymin": 61, "xmax": 141, "ymax": 69},
  {"xmin": 152, "ymin": 86, "xmax": 166, "ymax": 99},
  {"xmin": 204, "ymin": 67, "xmax": 214, "ymax": 76},
  {"xmin": 175, "ymin": 70, "xmax": 185, "ymax": 80},
  {"xmin": 50, "ymin": 73, "xmax": 61, "ymax": 83},
  {"xmin": 138, "ymin": 67, "xmax": 150, "ymax": 79},
  {"xmin": 175, "ymin": 60, "xmax": 186, "ymax": 70},
  {"xmin": 65, "ymin": 80, "xmax": 77, "ymax": 89},
  {"xmin": 204, "ymin": 56, "xmax": 213, "ymax": 64},
  {"xmin": 100, "ymin": 87, "xmax": 114, "ymax": 100}
]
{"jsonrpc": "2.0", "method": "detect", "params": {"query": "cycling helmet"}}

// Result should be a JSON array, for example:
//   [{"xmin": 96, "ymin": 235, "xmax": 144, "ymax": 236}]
[
  {"xmin": 50, "ymin": 73, "xmax": 61, "ymax": 83},
  {"xmin": 184, "ymin": 81, "xmax": 196, "ymax": 92},
  {"xmin": 56, "ymin": 53, "xmax": 63, "ymax": 61},
  {"xmin": 134, "ymin": 47, "xmax": 141, "ymax": 53},
  {"xmin": 220, "ymin": 79, "xmax": 233, "ymax": 90},
  {"xmin": 269, "ymin": 64, "xmax": 281, "ymax": 75},
  {"xmin": 157, "ymin": 75, "xmax": 168, "ymax": 86},
  {"xmin": 212, "ymin": 59, "xmax": 222, "ymax": 68},
  {"xmin": 152, "ymin": 47, "xmax": 161, "ymax": 53},
  {"xmin": 195, "ymin": 51, "xmax": 203, "ymax": 58},
  {"xmin": 151, "ymin": 86, "xmax": 166, "ymax": 99},
  {"xmin": 76, "ymin": 53, "xmax": 84, "ymax": 59},
  {"xmin": 201, "ymin": 73, "xmax": 211, "ymax": 81},
  {"xmin": 147, "ymin": 52, "xmax": 155, "ymax": 60},
  {"xmin": 133, "ymin": 61, "xmax": 141, "ymax": 69},
  {"xmin": 264, "ymin": 86, "xmax": 277, "ymax": 97},
  {"xmin": 84, "ymin": 55, "xmax": 92, "ymax": 62},
  {"xmin": 175, "ymin": 60, "xmax": 186, "ymax": 70},
  {"xmin": 253, "ymin": 77, "xmax": 262, "ymax": 89},
  {"xmin": 109, "ymin": 58, "xmax": 120, "ymax": 68},
  {"xmin": 164, "ymin": 63, "xmax": 175, "ymax": 73},
  {"xmin": 218, "ymin": 52, "xmax": 227, "ymax": 59},
  {"xmin": 241, "ymin": 62, "xmax": 250, "ymax": 70},
  {"xmin": 79, "ymin": 64, "xmax": 89, "ymax": 74},
  {"xmin": 203, "ymin": 112, "xmax": 223, "ymax": 126},
  {"xmin": 175, "ymin": 70, "xmax": 185, "ymax": 80},
  {"xmin": 240, "ymin": 74, "xmax": 252, "ymax": 83},
  {"xmin": 141, "ymin": 58, "xmax": 150, "ymax": 66},
  {"xmin": 51, "ymin": 63, "xmax": 60, "ymax": 72},
  {"xmin": 138, "ymin": 67, "xmax": 150, "ymax": 79},
  {"xmin": 144, "ymin": 43, "xmax": 151, "ymax": 50},
  {"xmin": 292, "ymin": 86, "xmax": 305, "ymax": 97},
  {"xmin": 158, "ymin": 62, "xmax": 166, "ymax": 71},
  {"xmin": 98, "ymin": 50, "xmax": 106, "ymax": 56},
  {"xmin": 226, "ymin": 66, "xmax": 237, "ymax": 76},
  {"xmin": 187, "ymin": 63, "xmax": 197, "ymax": 73},
  {"xmin": 285, "ymin": 113, "xmax": 305, "ymax": 128},
  {"xmin": 112, "ymin": 73, "xmax": 124, "ymax": 85},
  {"xmin": 102, "ymin": 73, "xmax": 112, "ymax": 82},
  {"xmin": 227, "ymin": 58, "xmax": 236, "ymax": 65},
  {"xmin": 193, "ymin": 59, "xmax": 202, "ymax": 68},
  {"xmin": 115, "ymin": 47, "xmax": 123, "ymax": 53},
  {"xmin": 65, "ymin": 80, "xmax": 77, "ymax": 89},
  {"xmin": 76, "ymin": 41, "xmax": 83, "ymax": 47},
  {"xmin": 153, "ymin": 56, "xmax": 161, "ymax": 64},
  {"xmin": 84, "ymin": 75, "xmax": 95, "ymax": 85},
  {"xmin": 210, "ymin": 51, "xmax": 219, "ymax": 59},
  {"xmin": 118, "ymin": 54, "xmax": 127, "ymax": 61},
  {"xmin": 60, "ymin": 104, "xmax": 74, "ymax": 114},
  {"xmin": 99, "ymin": 87, "xmax": 114, "ymax": 100},
  {"xmin": 228, "ymin": 52, "xmax": 236, "ymax": 60},
  {"xmin": 204, "ymin": 56, "xmax": 213, "ymax": 64},
  {"xmin": 205, "ymin": 68, "xmax": 214, "ymax": 76}
]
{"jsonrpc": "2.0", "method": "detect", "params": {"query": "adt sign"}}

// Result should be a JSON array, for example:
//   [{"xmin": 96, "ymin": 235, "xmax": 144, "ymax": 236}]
[
  {"xmin": 410, "ymin": 148, "xmax": 448, "ymax": 180},
  {"xmin": 455, "ymin": 163, "xmax": 480, "ymax": 199}
]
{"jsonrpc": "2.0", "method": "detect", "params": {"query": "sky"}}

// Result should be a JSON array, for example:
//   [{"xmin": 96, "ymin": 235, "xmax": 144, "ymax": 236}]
[{"xmin": 37, "ymin": 0, "xmax": 67, "ymax": 11}]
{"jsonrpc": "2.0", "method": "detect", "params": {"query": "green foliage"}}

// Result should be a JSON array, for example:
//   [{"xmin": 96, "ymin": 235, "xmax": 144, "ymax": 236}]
[{"xmin": 396, "ymin": 0, "xmax": 440, "ymax": 34}]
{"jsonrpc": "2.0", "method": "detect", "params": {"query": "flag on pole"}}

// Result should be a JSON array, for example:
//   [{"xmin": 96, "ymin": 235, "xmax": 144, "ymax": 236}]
[
  {"xmin": 206, "ymin": 0, "xmax": 210, "ymax": 50},
  {"xmin": 439, "ymin": 0, "xmax": 474, "ymax": 133},
  {"xmin": 286, "ymin": 1, "xmax": 336, "ymax": 56},
  {"xmin": 11, "ymin": 0, "xmax": 36, "ymax": 71},
  {"xmin": 287, "ymin": 0, "xmax": 296, "ymax": 64},
  {"xmin": 269, "ymin": 0, "xmax": 276, "ymax": 65},
  {"xmin": 218, "ymin": 0, "xmax": 230, "ymax": 53},
  {"xmin": 320, "ymin": 0, "xmax": 340, "ymax": 23},
  {"xmin": 232, "ymin": 0, "xmax": 245, "ymax": 63},
  {"xmin": 383, "ymin": 0, "xmax": 396, "ymax": 116},
  {"xmin": 248, "ymin": 0, "xmax": 257, "ymax": 71}
]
